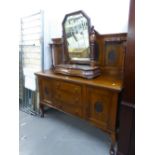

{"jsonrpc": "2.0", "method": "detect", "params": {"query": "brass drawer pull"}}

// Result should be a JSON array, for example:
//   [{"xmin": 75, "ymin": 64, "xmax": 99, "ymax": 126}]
[{"xmin": 95, "ymin": 101, "xmax": 103, "ymax": 112}]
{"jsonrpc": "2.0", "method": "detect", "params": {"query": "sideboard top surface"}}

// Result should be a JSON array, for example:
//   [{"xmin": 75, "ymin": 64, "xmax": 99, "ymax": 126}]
[{"xmin": 35, "ymin": 70, "xmax": 123, "ymax": 92}]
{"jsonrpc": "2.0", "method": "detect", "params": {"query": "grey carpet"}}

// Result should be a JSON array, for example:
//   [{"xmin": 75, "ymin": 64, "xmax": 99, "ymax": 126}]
[{"xmin": 19, "ymin": 109, "xmax": 111, "ymax": 155}]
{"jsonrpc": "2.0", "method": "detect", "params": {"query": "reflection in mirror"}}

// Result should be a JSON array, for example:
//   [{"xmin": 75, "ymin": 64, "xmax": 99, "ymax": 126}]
[
  {"xmin": 64, "ymin": 13, "xmax": 90, "ymax": 61},
  {"xmin": 52, "ymin": 11, "xmax": 101, "ymax": 79}
]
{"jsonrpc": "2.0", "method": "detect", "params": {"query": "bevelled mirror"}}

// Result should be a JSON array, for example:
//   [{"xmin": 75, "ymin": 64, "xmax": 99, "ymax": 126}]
[
  {"xmin": 53, "ymin": 10, "xmax": 101, "ymax": 79},
  {"xmin": 62, "ymin": 10, "xmax": 91, "ymax": 64}
]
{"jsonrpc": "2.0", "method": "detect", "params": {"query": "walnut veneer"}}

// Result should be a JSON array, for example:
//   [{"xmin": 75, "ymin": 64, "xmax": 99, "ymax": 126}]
[
  {"xmin": 36, "ymin": 32, "xmax": 127, "ymax": 155},
  {"xmin": 36, "ymin": 70, "xmax": 123, "ymax": 152}
]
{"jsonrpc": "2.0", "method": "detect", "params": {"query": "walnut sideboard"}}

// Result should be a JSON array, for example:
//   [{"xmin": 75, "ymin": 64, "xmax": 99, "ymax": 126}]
[{"xmin": 35, "ymin": 69, "xmax": 123, "ymax": 154}]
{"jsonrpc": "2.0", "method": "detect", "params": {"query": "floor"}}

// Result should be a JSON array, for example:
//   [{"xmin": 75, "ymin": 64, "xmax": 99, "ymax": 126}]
[{"xmin": 19, "ymin": 109, "xmax": 111, "ymax": 155}]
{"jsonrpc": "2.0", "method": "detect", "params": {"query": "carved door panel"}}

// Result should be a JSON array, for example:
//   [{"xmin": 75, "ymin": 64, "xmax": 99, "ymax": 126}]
[
  {"xmin": 87, "ymin": 87, "xmax": 112, "ymax": 128},
  {"xmin": 41, "ymin": 78, "xmax": 53, "ymax": 105}
]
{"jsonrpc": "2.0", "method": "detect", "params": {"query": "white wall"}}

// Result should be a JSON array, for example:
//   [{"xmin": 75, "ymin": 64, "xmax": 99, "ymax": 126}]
[
  {"xmin": 19, "ymin": 0, "xmax": 130, "ymax": 69},
  {"xmin": 20, "ymin": 0, "xmax": 130, "ymax": 35},
  {"xmin": 43, "ymin": 11, "xmax": 52, "ymax": 70},
  {"xmin": 44, "ymin": 0, "xmax": 130, "ymax": 37}
]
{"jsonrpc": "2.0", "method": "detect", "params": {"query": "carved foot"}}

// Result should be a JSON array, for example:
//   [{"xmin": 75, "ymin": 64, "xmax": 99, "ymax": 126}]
[
  {"xmin": 110, "ymin": 146, "xmax": 115, "ymax": 155},
  {"xmin": 40, "ymin": 104, "xmax": 44, "ymax": 117},
  {"xmin": 40, "ymin": 110, "xmax": 44, "ymax": 117},
  {"xmin": 109, "ymin": 143, "xmax": 117, "ymax": 155}
]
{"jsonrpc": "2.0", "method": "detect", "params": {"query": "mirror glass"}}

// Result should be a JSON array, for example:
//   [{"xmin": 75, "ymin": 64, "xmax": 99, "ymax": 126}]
[{"xmin": 64, "ymin": 12, "xmax": 90, "ymax": 62}]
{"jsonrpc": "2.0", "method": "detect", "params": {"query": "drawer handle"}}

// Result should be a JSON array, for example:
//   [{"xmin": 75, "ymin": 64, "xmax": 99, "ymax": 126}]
[
  {"xmin": 95, "ymin": 101, "xmax": 103, "ymax": 113},
  {"xmin": 44, "ymin": 87, "xmax": 49, "ymax": 96}
]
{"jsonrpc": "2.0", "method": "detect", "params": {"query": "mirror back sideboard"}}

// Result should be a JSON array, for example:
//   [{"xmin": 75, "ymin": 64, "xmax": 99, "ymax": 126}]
[{"xmin": 36, "ymin": 31, "xmax": 127, "ymax": 155}]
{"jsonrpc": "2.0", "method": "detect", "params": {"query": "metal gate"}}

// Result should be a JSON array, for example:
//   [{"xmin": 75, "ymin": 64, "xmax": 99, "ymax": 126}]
[{"xmin": 19, "ymin": 11, "xmax": 44, "ymax": 115}]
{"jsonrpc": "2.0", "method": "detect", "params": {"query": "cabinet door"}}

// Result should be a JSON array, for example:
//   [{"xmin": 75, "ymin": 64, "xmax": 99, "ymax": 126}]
[
  {"xmin": 86, "ymin": 87, "xmax": 114, "ymax": 129},
  {"xmin": 40, "ymin": 77, "xmax": 53, "ymax": 105}
]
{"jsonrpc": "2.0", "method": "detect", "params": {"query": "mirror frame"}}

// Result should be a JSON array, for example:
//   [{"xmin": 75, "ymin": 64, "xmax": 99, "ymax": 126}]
[{"xmin": 62, "ymin": 10, "xmax": 94, "ymax": 65}]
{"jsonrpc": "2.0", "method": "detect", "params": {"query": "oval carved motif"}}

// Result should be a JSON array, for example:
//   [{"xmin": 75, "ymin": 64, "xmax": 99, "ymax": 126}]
[
  {"xmin": 44, "ymin": 87, "xmax": 49, "ymax": 96},
  {"xmin": 95, "ymin": 101, "xmax": 103, "ymax": 113}
]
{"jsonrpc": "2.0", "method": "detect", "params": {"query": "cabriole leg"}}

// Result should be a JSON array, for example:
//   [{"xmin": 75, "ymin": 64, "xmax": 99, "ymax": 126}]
[
  {"xmin": 109, "ymin": 132, "xmax": 117, "ymax": 155},
  {"xmin": 40, "ymin": 104, "xmax": 44, "ymax": 117}
]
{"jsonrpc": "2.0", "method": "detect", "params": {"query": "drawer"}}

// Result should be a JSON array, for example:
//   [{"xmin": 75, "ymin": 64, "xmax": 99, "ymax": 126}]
[
  {"xmin": 53, "ymin": 80, "xmax": 81, "ymax": 95},
  {"xmin": 53, "ymin": 80, "xmax": 82, "ymax": 106},
  {"xmin": 54, "ymin": 90, "xmax": 81, "ymax": 106},
  {"xmin": 86, "ymin": 87, "xmax": 112, "ymax": 127},
  {"xmin": 61, "ymin": 104, "xmax": 82, "ymax": 117}
]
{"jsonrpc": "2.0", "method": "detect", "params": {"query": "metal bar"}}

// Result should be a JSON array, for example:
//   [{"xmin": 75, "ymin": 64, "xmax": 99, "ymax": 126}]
[
  {"xmin": 21, "ymin": 25, "xmax": 41, "ymax": 30},
  {"xmin": 21, "ymin": 11, "xmax": 41, "ymax": 19},
  {"xmin": 20, "ymin": 18, "xmax": 25, "ymax": 103},
  {"xmin": 41, "ymin": 10, "xmax": 44, "ymax": 70},
  {"xmin": 21, "ymin": 18, "xmax": 41, "ymax": 24},
  {"xmin": 21, "ymin": 32, "xmax": 41, "ymax": 36},
  {"xmin": 21, "ymin": 38, "xmax": 40, "ymax": 41},
  {"xmin": 19, "ymin": 44, "xmax": 36, "ymax": 46}
]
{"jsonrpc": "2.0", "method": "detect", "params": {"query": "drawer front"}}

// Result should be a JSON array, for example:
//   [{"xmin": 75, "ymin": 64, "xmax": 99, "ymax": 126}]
[
  {"xmin": 86, "ymin": 87, "xmax": 113, "ymax": 128},
  {"xmin": 53, "ymin": 80, "xmax": 81, "ymax": 95},
  {"xmin": 53, "ymin": 80, "xmax": 82, "ymax": 106},
  {"xmin": 61, "ymin": 105, "xmax": 82, "ymax": 117},
  {"xmin": 38, "ymin": 77, "xmax": 83, "ymax": 117}
]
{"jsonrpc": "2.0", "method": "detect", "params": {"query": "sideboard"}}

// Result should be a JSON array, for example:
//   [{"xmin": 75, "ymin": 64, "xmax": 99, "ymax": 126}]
[
  {"xmin": 36, "ymin": 17, "xmax": 127, "ymax": 153},
  {"xmin": 36, "ymin": 69, "xmax": 123, "ymax": 154}
]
